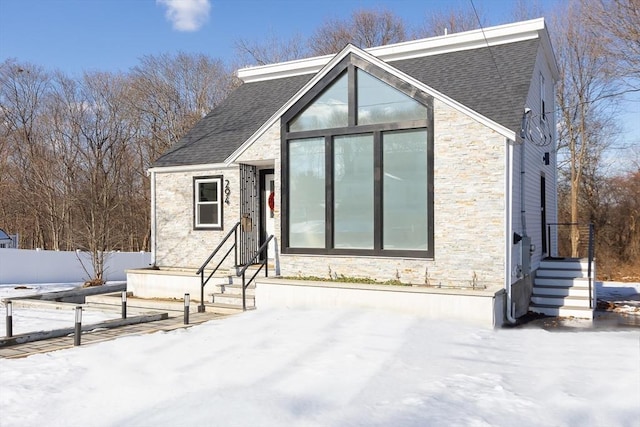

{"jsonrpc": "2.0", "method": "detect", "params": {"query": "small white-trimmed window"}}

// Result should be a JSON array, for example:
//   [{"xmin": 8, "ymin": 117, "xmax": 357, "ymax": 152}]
[{"xmin": 194, "ymin": 176, "xmax": 223, "ymax": 229}]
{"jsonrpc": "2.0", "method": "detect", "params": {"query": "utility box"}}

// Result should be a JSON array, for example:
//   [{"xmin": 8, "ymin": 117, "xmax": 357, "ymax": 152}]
[{"xmin": 241, "ymin": 213, "xmax": 253, "ymax": 232}]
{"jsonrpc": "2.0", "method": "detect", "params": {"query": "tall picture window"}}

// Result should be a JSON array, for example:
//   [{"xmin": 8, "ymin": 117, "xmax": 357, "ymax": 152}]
[
  {"xmin": 282, "ymin": 55, "xmax": 434, "ymax": 258},
  {"xmin": 194, "ymin": 176, "xmax": 223, "ymax": 229}
]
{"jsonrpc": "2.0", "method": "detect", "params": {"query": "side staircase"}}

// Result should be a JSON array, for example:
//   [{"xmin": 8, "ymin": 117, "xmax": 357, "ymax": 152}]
[{"xmin": 529, "ymin": 258, "xmax": 596, "ymax": 320}]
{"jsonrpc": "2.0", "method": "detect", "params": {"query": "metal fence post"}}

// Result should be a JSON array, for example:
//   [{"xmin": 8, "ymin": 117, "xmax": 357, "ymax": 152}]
[
  {"xmin": 199, "ymin": 272, "xmax": 205, "ymax": 313},
  {"xmin": 5, "ymin": 301, "xmax": 12, "ymax": 338},
  {"xmin": 184, "ymin": 293, "xmax": 190, "ymax": 325},
  {"xmin": 74, "ymin": 306, "xmax": 82, "ymax": 346},
  {"xmin": 121, "ymin": 291, "xmax": 127, "ymax": 319}
]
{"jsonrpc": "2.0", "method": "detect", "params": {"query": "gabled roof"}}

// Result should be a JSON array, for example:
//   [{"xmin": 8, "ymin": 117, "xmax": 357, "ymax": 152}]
[{"xmin": 153, "ymin": 19, "xmax": 550, "ymax": 169}]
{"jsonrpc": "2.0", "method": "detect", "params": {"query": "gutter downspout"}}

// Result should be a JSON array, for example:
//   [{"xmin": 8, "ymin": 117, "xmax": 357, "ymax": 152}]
[
  {"xmin": 149, "ymin": 169, "xmax": 157, "ymax": 267},
  {"xmin": 520, "ymin": 109, "xmax": 531, "ymax": 239},
  {"xmin": 505, "ymin": 109, "xmax": 532, "ymax": 324},
  {"xmin": 505, "ymin": 139, "xmax": 517, "ymax": 324},
  {"xmin": 520, "ymin": 127, "xmax": 528, "ymax": 241}
]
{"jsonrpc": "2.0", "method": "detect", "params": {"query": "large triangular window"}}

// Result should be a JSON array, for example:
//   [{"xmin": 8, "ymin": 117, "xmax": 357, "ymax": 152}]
[
  {"xmin": 289, "ymin": 72, "xmax": 348, "ymax": 132},
  {"xmin": 282, "ymin": 54, "xmax": 434, "ymax": 258},
  {"xmin": 356, "ymin": 69, "xmax": 427, "ymax": 125}
]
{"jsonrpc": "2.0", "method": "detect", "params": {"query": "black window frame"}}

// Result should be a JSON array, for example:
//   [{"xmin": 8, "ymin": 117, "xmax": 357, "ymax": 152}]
[
  {"xmin": 281, "ymin": 54, "xmax": 434, "ymax": 258},
  {"xmin": 193, "ymin": 175, "xmax": 224, "ymax": 230}
]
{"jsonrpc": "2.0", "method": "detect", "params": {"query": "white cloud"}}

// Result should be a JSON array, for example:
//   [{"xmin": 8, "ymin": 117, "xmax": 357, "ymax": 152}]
[{"xmin": 157, "ymin": 0, "xmax": 210, "ymax": 32}]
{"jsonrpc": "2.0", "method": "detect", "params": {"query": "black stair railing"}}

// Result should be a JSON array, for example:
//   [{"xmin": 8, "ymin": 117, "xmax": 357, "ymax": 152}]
[
  {"xmin": 237, "ymin": 235, "xmax": 274, "ymax": 311},
  {"xmin": 195, "ymin": 221, "xmax": 240, "ymax": 312},
  {"xmin": 587, "ymin": 223, "xmax": 595, "ymax": 309}
]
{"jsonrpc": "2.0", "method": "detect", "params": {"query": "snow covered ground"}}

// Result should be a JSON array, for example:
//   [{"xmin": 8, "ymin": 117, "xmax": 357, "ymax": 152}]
[
  {"xmin": 598, "ymin": 281, "xmax": 640, "ymax": 315},
  {"xmin": 0, "ymin": 282, "xmax": 121, "ymax": 334},
  {"xmin": 0, "ymin": 282, "xmax": 79, "ymax": 299},
  {"xmin": 0, "ymin": 283, "xmax": 638, "ymax": 427}
]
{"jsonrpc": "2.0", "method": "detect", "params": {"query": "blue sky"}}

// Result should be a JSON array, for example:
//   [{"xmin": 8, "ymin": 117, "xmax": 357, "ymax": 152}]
[
  {"xmin": 0, "ymin": 0, "xmax": 561, "ymax": 75},
  {"xmin": 0, "ymin": 0, "xmax": 636, "ymax": 159}
]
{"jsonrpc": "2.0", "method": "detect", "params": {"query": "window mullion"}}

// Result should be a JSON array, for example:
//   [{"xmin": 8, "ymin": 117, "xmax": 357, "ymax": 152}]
[
  {"xmin": 374, "ymin": 131, "xmax": 382, "ymax": 250},
  {"xmin": 325, "ymin": 135, "xmax": 334, "ymax": 250},
  {"xmin": 348, "ymin": 64, "xmax": 356, "ymax": 127}
]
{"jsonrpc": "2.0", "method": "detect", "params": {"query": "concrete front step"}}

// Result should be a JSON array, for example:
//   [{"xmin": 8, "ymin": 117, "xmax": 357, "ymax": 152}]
[
  {"xmin": 530, "ymin": 293, "xmax": 592, "ymax": 308},
  {"xmin": 203, "ymin": 302, "xmax": 253, "ymax": 315},
  {"xmin": 539, "ymin": 259, "xmax": 589, "ymax": 270},
  {"xmin": 529, "ymin": 303, "xmax": 594, "ymax": 320},
  {"xmin": 532, "ymin": 284, "xmax": 592, "ymax": 298},
  {"xmin": 536, "ymin": 268, "xmax": 587, "ymax": 279},
  {"xmin": 211, "ymin": 283, "xmax": 256, "ymax": 296},
  {"xmin": 210, "ymin": 292, "xmax": 255, "ymax": 308},
  {"xmin": 534, "ymin": 276, "xmax": 591, "ymax": 287}
]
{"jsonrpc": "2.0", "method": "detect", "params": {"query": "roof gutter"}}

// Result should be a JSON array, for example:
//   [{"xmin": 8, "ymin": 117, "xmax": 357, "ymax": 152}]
[{"xmin": 148, "ymin": 162, "xmax": 234, "ymax": 174}]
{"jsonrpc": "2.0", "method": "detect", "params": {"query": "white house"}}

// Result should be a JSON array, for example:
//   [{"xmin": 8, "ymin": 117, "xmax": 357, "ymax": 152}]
[
  {"xmin": 127, "ymin": 19, "xmax": 581, "ymax": 327},
  {"xmin": 0, "ymin": 229, "xmax": 17, "ymax": 249}
]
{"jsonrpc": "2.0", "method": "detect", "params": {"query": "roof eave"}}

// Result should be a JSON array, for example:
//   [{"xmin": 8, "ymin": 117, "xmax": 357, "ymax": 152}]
[
  {"xmin": 538, "ymin": 20, "xmax": 560, "ymax": 81},
  {"xmin": 148, "ymin": 162, "xmax": 234, "ymax": 174},
  {"xmin": 238, "ymin": 18, "xmax": 549, "ymax": 84}
]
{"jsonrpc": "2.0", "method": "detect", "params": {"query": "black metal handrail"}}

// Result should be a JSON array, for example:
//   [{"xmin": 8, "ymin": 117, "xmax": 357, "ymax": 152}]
[
  {"xmin": 195, "ymin": 221, "xmax": 240, "ymax": 312},
  {"xmin": 238, "ymin": 235, "xmax": 274, "ymax": 311},
  {"xmin": 587, "ymin": 223, "xmax": 595, "ymax": 308}
]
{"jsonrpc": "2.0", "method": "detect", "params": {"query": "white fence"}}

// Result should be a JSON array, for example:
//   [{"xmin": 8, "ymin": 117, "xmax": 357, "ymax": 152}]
[{"xmin": 0, "ymin": 249, "xmax": 150, "ymax": 284}]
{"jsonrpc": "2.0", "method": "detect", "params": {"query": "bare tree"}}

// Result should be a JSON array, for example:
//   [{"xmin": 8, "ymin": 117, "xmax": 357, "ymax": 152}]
[
  {"xmin": 234, "ymin": 31, "xmax": 308, "ymax": 66},
  {"xmin": 582, "ymin": 0, "xmax": 640, "ymax": 91},
  {"xmin": 309, "ymin": 8, "xmax": 407, "ymax": 55},
  {"xmin": 590, "ymin": 169, "xmax": 640, "ymax": 279},
  {"xmin": 553, "ymin": 1, "xmax": 621, "ymax": 256},
  {"xmin": 52, "ymin": 71, "xmax": 136, "ymax": 281},
  {"xmin": 415, "ymin": 6, "xmax": 484, "ymax": 38},
  {"xmin": 510, "ymin": 0, "xmax": 546, "ymax": 21},
  {"xmin": 610, "ymin": 170, "xmax": 640, "ymax": 263},
  {"xmin": 1, "ymin": 52, "xmax": 235, "ymax": 269},
  {"xmin": 129, "ymin": 52, "xmax": 236, "ymax": 166},
  {"xmin": 0, "ymin": 60, "xmax": 71, "ymax": 250}
]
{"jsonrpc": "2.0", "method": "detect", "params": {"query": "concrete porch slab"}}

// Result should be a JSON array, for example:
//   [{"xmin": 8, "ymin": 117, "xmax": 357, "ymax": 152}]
[{"xmin": 255, "ymin": 278, "xmax": 505, "ymax": 328}]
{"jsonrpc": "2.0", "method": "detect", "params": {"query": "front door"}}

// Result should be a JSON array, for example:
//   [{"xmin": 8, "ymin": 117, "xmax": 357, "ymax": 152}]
[
  {"xmin": 239, "ymin": 164, "xmax": 259, "ymax": 265},
  {"xmin": 261, "ymin": 171, "xmax": 276, "ymax": 260}
]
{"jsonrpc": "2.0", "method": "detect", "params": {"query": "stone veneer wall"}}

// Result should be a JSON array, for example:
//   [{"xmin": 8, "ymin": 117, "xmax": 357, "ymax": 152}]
[
  {"xmin": 156, "ymin": 100, "xmax": 507, "ymax": 290},
  {"xmin": 238, "ymin": 101, "xmax": 506, "ymax": 291},
  {"xmin": 155, "ymin": 166, "xmax": 240, "ymax": 270}
]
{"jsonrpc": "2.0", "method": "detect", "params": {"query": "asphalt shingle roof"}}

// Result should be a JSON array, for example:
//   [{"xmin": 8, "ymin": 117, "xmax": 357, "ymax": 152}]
[
  {"xmin": 393, "ymin": 38, "xmax": 539, "ymax": 133},
  {"xmin": 154, "ymin": 74, "xmax": 313, "ymax": 167},
  {"xmin": 154, "ymin": 38, "xmax": 539, "ymax": 167}
]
